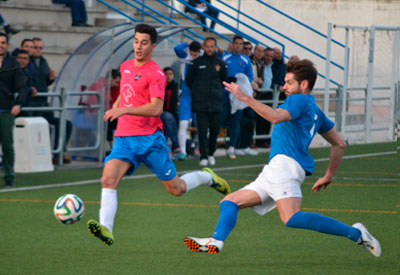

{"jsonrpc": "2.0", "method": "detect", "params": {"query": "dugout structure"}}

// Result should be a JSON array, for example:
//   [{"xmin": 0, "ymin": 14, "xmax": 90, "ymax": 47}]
[{"xmin": 52, "ymin": 23, "xmax": 186, "ymax": 160}]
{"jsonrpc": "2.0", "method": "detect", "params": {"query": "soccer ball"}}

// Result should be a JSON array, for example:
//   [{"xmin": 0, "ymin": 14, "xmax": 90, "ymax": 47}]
[{"xmin": 54, "ymin": 194, "xmax": 85, "ymax": 224}]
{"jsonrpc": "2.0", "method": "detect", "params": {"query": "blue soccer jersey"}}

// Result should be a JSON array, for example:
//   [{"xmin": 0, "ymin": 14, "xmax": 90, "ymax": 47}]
[{"xmin": 269, "ymin": 94, "xmax": 334, "ymax": 175}]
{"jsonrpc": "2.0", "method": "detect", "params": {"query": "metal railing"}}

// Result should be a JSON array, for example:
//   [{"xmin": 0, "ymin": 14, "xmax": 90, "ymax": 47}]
[
  {"xmin": 20, "ymin": 89, "xmax": 105, "ymax": 165},
  {"xmin": 95, "ymin": 0, "xmax": 345, "ymax": 86}
]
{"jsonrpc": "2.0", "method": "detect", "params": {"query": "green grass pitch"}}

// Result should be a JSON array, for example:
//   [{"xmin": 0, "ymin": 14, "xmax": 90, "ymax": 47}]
[{"xmin": 0, "ymin": 142, "xmax": 398, "ymax": 274}]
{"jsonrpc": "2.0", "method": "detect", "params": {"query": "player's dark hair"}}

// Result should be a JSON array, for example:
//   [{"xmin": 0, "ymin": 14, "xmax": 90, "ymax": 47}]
[
  {"xmin": 16, "ymin": 49, "xmax": 29, "ymax": 56},
  {"xmin": 163, "ymin": 66, "xmax": 174, "ymax": 74},
  {"xmin": 0, "ymin": 32, "xmax": 9, "ymax": 44},
  {"xmin": 21, "ymin": 39, "xmax": 33, "ymax": 47},
  {"xmin": 111, "ymin": 69, "xmax": 120, "ymax": 79},
  {"xmin": 135, "ymin": 23, "xmax": 158, "ymax": 44},
  {"xmin": 286, "ymin": 59, "xmax": 317, "ymax": 91},
  {"xmin": 265, "ymin": 47, "xmax": 273, "ymax": 52},
  {"xmin": 204, "ymin": 37, "xmax": 216, "ymax": 45},
  {"xmin": 232, "ymin": 35, "xmax": 244, "ymax": 43},
  {"xmin": 189, "ymin": 41, "xmax": 201, "ymax": 52}
]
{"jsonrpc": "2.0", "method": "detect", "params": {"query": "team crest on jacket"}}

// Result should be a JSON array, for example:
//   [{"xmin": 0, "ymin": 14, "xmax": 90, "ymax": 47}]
[
  {"xmin": 215, "ymin": 64, "xmax": 221, "ymax": 71},
  {"xmin": 135, "ymin": 72, "xmax": 142, "ymax": 81}
]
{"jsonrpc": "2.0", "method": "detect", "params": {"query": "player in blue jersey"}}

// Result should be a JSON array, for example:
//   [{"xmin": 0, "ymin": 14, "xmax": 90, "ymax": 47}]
[
  {"xmin": 174, "ymin": 41, "xmax": 202, "ymax": 160},
  {"xmin": 184, "ymin": 59, "xmax": 381, "ymax": 257}
]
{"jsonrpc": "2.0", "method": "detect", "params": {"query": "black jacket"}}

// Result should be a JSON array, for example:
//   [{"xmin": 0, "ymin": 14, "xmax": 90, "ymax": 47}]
[
  {"xmin": 186, "ymin": 53, "xmax": 227, "ymax": 113},
  {"xmin": 163, "ymin": 80, "xmax": 179, "ymax": 121},
  {"xmin": 30, "ymin": 55, "xmax": 54, "ymax": 106},
  {"xmin": 0, "ymin": 53, "xmax": 30, "ymax": 110}
]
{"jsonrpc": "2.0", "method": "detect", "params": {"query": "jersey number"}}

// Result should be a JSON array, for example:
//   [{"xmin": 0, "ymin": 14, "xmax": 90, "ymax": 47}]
[{"xmin": 309, "ymin": 114, "xmax": 318, "ymax": 137}]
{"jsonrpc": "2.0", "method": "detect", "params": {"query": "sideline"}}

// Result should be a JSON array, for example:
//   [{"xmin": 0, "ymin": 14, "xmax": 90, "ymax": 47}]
[
  {"xmin": 0, "ymin": 198, "xmax": 397, "ymax": 215},
  {"xmin": 0, "ymin": 150, "xmax": 396, "ymax": 193}
]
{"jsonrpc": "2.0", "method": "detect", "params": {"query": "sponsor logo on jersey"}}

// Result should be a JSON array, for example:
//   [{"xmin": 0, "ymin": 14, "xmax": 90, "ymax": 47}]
[{"xmin": 121, "ymin": 83, "xmax": 135, "ymax": 107}]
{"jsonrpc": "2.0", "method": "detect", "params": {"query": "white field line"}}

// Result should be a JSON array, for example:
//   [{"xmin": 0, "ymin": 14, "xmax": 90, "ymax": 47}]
[{"xmin": 0, "ymin": 151, "xmax": 396, "ymax": 193}]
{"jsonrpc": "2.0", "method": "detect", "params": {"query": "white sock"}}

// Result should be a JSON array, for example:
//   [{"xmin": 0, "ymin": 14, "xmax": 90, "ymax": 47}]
[
  {"xmin": 99, "ymin": 188, "xmax": 117, "ymax": 233},
  {"xmin": 181, "ymin": 171, "xmax": 213, "ymax": 192},
  {"xmin": 178, "ymin": 120, "xmax": 189, "ymax": 154}
]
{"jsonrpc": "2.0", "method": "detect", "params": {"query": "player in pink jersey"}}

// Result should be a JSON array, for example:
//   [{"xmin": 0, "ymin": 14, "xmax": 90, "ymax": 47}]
[{"xmin": 87, "ymin": 24, "xmax": 231, "ymax": 246}]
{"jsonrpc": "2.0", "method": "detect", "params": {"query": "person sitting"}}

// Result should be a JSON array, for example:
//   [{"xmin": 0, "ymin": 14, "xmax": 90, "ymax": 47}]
[
  {"xmin": 161, "ymin": 67, "xmax": 180, "ymax": 153},
  {"xmin": 185, "ymin": 0, "xmax": 219, "ymax": 32},
  {"xmin": 106, "ymin": 69, "xmax": 121, "ymax": 146},
  {"xmin": 51, "ymin": 0, "xmax": 93, "ymax": 27},
  {"xmin": 0, "ymin": 14, "xmax": 19, "ymax": 35}
]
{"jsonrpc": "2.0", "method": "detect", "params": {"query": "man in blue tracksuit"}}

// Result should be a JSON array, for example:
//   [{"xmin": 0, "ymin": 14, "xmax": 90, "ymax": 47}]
[
  {"xmin": 222, "ymin": 35, "xmax": 253, "ymax": 159},
  {"xmin": 174, "ymin": 41, "xmax": 203, "ymax": 160}
]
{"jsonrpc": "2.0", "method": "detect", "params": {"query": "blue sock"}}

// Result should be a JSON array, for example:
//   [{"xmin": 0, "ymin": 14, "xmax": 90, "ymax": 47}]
[
  {"xmin": 286, "ymin": 211, "xmax": 361, "ymax": 242},
  {"xmin": 211, "ymin": 200, "xmax": 239, "ymax": 241}
]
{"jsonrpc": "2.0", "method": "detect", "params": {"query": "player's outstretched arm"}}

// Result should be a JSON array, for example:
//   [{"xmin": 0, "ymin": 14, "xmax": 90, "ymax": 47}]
[
  {"xmin": 223, "ymin": 81, "xmax": 290, "ymax": 124},
  {"xmin": 312, "ymin": 128, "xmax": 346, "ymax": 192},
  {"xmin": 104, "ymin": 97, "xmax": 163, "ymax": 122}
]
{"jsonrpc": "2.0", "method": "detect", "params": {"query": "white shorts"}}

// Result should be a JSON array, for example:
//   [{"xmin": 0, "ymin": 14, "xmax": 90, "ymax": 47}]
[{"xmin": 241, "ymin": 154, "xmax": 306, "ymax": 216}]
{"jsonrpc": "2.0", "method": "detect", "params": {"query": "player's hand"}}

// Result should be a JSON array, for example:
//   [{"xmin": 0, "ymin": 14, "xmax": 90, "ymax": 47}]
[
  {"xmin": 312, "ymin": 176, "xmax": 332, "ymax": 192},
  {"xmin": 223, "ymin": 81, "xmax": 248, "ymax": 101},
  {"xmin": 104, "ymin": 107, "xmax": 125, "ymax": 122}
]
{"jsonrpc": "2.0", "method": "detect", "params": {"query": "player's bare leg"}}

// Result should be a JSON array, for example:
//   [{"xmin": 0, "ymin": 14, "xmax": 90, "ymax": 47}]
[{"xmin": 88, "ymin": 159, "xmax": 131, "ymax": 245}]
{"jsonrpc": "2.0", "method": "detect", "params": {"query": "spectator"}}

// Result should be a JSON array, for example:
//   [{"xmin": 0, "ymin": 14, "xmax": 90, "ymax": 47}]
[
  {"xmin": 272, "ymin": 47, "xmax": 287, "ymax": 101},
  {"xmin": 289, "ymin": 55, "xmax": 300, "ymax": 64},
  {"xmin": 247, "ymin": 44, "xmax": 265, "ymax": 149},
  {"xmin": 12, "ymin": 39, "xmax": 35, "ymax": 57},
  {"xmin": 29, "ymin": 37, "xmax": 73, "ymax": 164},
  {"xmin": 222, "ymin": 35, "xmax": 253, "ymax": 159},
  {"xmin": 186, "ymin": 37, "xmax": 228, "ymax": 166},
  {"xmin": 15, "ymin": 49, "xmax": 37, "ymax": 116},
  {"xmin": 0, "ymin": 32, "xmax": 30, "ymax": 187},
  {"xmin": 161, "ymin": 67, "xmax": 180, "ymax": 152},
  {"xmin": 255, "ymin": 47, "xmax": 274, "ymax": 148},
  {"xmin": 235, "ymin": 41, "xmax": 258, "ymax": 156},
  {"xmin": 51, "ymin": 0, "xmax": 93, "ymax": 27},
  {"xmin": 0, "ymin": 14, "xmax": 19, "ymax": 36},
  {"xmin": 106, "ymin": 69, "xmax": 121, "ymax": 145},
  {"xmin": 186, "ymin": 0, "xmax": 219, "ymax": 32},
  {"xmin": 250, "ymin": 44, "xmax": 264, "ymax": 91},
  {"xmin": 174, "ymin": 40, "xmax": 202, "ymax": 160},
  {"xmin": 242, "ymin": 41, "xmax": 253, "ymax": 57}
]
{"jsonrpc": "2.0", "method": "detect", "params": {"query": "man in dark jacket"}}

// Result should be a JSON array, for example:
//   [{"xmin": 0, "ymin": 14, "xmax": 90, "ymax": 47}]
[
  {"xmin": 186, "ymin": 37, "xmax": 227, "ymax": 166},
  {"xmin": 272, "ymin": 47, "xmax": 287, "ymax": 101},
  {"xmin": 29, "ymin": 37, "xmax": 72, "ymax": 164},
  {"xmin": 0, "ymin": 33, "xmax": 30, "ymax": 187}
]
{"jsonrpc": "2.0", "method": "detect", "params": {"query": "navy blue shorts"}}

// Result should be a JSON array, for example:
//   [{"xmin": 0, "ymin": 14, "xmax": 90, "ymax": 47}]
[{"xmin": 105, "ymin": 130, "xmax": 177, "ymax": 181}]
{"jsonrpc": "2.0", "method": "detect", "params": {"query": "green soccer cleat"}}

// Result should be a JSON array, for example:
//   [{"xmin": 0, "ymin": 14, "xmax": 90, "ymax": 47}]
[
  {"xmin": 202, "ymin": 167, "xmax": 231, "ymax": 195},
  {"xmin": 87, "ymin": 219, "xmax": 114, "ymax": 246}
]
